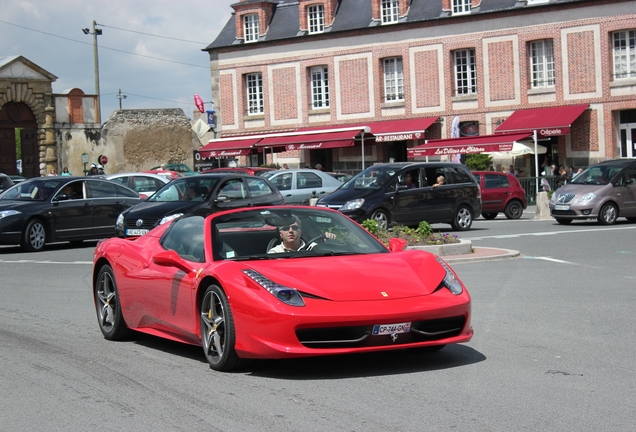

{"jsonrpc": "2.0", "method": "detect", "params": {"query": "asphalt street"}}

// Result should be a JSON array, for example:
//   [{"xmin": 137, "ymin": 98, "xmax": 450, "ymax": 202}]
[{"xmin": 1, "ymin": 210, "xmax": 635, "ymax": 431}]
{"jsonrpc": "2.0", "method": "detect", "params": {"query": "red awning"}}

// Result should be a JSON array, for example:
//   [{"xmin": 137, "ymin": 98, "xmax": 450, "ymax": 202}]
[
  {"xmin": 296, "ymin": 117, "xmax": 438, "ymax": 142},
  {"xmin": 495, "ymin": 104, "xmax": 589, "ymax": 138},
  {"xmin": 407, "ymin": 132, "xmax": 533, "ymax": 158},
  {"xmin": 257, "ymin": 129, "xmax": 363, "ymax": 150},
  {"xmin": 198, "ymin": 137, "xmax": 260, "ymax": 157}
]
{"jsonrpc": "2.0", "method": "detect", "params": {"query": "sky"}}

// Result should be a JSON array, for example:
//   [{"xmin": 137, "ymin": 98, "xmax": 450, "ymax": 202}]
[{"xmin": 0, "ymin": 0, "xmax": 236, "ymax": 121}]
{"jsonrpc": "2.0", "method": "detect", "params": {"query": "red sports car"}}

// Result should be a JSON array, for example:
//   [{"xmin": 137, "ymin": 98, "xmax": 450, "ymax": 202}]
[{"xmin": 93, "ymin": 206, "xmax": 472, "ymax": 371}]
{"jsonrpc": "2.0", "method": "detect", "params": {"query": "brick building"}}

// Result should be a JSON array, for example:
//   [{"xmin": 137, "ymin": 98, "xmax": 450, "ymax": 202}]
[{"xmin": 202, "ymin": 0, "xmax": 636, "ymax": 174}]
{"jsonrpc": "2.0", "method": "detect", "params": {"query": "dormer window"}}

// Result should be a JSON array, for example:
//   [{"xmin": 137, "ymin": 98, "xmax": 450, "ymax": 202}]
[
  {"xmin": 243, "ymin": 14, "xmax": 259, "ymax": 43},
  {"xmin": 308, "ymin": 5, "xmax": 325, "ymax": 34},
  {"xmin": 452, "ymin": 0, "xmax": 472, "ymax": 15},
  {"xmin": 381, "ymin": 0, "xmax": 399, "ymax": 25}
]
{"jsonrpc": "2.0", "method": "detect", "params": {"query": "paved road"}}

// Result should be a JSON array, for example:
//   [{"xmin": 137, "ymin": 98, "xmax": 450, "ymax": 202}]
[{"xmin": 1, "ymin": 215, "xmax": 635, "ymax": 431}]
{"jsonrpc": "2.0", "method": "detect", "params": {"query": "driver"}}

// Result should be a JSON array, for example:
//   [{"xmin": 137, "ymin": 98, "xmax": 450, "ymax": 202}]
[{"xmin": 268, "ymin": 215, "xmax": 336, "ymax": 253}]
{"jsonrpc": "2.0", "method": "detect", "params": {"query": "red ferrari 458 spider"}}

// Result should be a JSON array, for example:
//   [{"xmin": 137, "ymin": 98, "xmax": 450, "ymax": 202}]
[{"xmin": 93, "ymin": 206, "xmax": 472, "ymax": 371}]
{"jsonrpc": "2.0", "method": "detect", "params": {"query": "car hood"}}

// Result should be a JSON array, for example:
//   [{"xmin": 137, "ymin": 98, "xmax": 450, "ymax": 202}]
[
  {"xmin": 317, "ymin": 187, "xmax": 379, "ymax": 206},
  {"xmin": 123, "ymin": 201, "xmax": 200, "ymax": 219},
  {"xmin": 554, "ymin": 183, "xmax": 609, "ymax": 197},
  {"xmin": 244, "ymin": 250, "xmax": 445, "ymax": 301}
]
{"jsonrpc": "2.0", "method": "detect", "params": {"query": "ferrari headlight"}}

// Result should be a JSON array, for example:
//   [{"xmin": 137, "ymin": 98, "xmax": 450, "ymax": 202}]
[
  {"xmin": 0, "ymin": 210, "xmax": 21, "ymax": 219},
  {"xmin": 242, "ymin": 269, "xmax": 305, "ymax": 307},
  {"xmin": 435, "ymin": 257, "xmax": 463, "ymax": 295},
  {"xmin": 340, "ymin": 198, "xmax": 364, "ymax": 211},
  {"xmin": 159, "ymin": 213, "xmax": 183, "ymax": 225},
  {"xmin": 576, "ymin": 193, "xmax": 596, "ymax": 203}
]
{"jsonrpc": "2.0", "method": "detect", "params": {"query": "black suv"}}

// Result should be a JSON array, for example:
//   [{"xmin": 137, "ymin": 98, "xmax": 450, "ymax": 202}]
[{"xmin": 317, "ymin": 162, "xmax": 482, "ymax": 231}]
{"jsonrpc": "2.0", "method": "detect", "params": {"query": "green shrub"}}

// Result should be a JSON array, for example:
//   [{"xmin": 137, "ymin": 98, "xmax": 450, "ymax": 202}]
[
  {"xmin": 361, "ymin": 219, "xmax": 459, "ymax": 246},
  {"xmin": 361, "ymin": 219, "xmax": 379, "ymax": 235}
]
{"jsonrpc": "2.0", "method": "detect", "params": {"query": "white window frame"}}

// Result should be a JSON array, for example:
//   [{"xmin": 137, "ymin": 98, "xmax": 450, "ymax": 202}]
[
  {"xmin": 454, "ymin": 49, "xmax": 477, "ymax": 95},
  {"xmin": 310, "ymin": 66, "xmax": 330, "ymax": 109},
  {"xmin": 381, "ymin": 0, "xmax": 399, "ymax": 25},
  {"xmin": 613, "ymin": 30, "xmax": 636, "ymax": 80},
  {"xmin": 383, "ymin": 57, "xmax": 404, "ymax": 102},
  {"xmin": 452, "ymin": 0, "xmax": 472, "ymax": 15},
  {"xmin": 308, "ymin": 4, "xmax": 325, "ymax": 34},
  {"xmin": 530, "ymin": 40, "xmax": 555, "ymax": 88},
  {"xmin": 246, "ymin": 73, "xmax": 263, "ymax": 115},
  {"xmin": 243, "ymin": 14, "xmax": 259, "ymax": 43}
]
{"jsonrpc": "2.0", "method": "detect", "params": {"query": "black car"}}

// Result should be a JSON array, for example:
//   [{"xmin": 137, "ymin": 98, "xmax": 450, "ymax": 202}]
[
  {"xmin": 115, "ymin": 174, "xmax": 284, "ymax": 237},
  {"xmin": 316, "ymin": 162, "xmax": 482, "ymax": 231},
  {"xmin": 0, "ymin": 176, "xmax": 141, "ymax": 251}
]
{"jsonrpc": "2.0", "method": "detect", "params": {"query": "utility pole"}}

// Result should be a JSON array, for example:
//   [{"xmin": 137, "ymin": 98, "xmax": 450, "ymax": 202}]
[
  {"xmin": 116, "ymin": 89, "xmax": 127, "ymax": 110},
  {"xmin": 82, "ymin": 21, "xmax": 102, "ymax": 123}
]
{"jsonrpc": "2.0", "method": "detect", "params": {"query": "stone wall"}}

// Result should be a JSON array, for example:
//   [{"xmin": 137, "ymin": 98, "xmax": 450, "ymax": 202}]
[{"xmin": 56, "ymin": 108, "xmax": 202, "ymax": 174}]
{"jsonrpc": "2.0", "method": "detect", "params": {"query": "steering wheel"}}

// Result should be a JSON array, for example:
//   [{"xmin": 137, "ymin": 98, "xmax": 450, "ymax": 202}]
[{"xmin": 306, "ymin": 234, "xmax": 327, "ymax": 245}]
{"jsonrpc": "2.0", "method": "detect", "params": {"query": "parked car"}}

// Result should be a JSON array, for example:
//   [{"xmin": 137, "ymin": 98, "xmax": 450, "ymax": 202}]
[
  {"xmin": 0, "ymin": 173, "xmax": 14, "ymax": 193},
  {"xmin": 143, "ymin": 169, "xmax": 184, "ymax": 181},
  {"xmin": 261, "ymin": 169, "xmax": 343, "ymax": 204},
  {"xmin": 328, "ymin": 172, "xmax": 353, "ymax": 183},
  {"xmin": 115, "ymin": 174, "xmax": 284, "ymax": 237},
  {"xmin": 9, "ymin": 175, "xmax": 25, "ymax": 184},
  {"xmin": 0, "ymin": 176, "xmax": 141, "ymax": 252},
  {"xmin": 317, "ymin": 162, "xmax": 482, "ymax": 231},
  {"xmin": 472, "ymin": 171, "xmax": 527, "ymax": 219},
  {"xmin": 549, "ymin": 158, "xmax": 636, "ymax": 225},
  {"xmin": 151, "ymin": 163, "xmax": 197, "ymax": 176},
  {"xmin": 202, "ymin": 166, "xmax": 276, "ymax": 176},
  {"xmin": 93, "ymin": 206, "xmax": 473, "ymax": 371},
  {"xmin": 106, "ymin": 172, "xmax": 170, "ymax": 200}
]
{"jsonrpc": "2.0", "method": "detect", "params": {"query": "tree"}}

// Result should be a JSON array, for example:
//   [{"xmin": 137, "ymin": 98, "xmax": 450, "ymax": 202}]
[{"xmin": 465, "ymin": 154, "xmax": 492, "ymax": 171}]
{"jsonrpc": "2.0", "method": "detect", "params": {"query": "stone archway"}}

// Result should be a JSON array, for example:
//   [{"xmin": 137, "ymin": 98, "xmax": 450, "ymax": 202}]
[{"xmin": 0, "ymin": 56, "xmax": 58, "ymax": 177}]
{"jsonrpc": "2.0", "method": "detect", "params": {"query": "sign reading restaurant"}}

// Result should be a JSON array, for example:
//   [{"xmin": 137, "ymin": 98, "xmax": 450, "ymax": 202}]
[{"xmin": 375, "ymin": 132, "xmax": 423, "ymax": 142}]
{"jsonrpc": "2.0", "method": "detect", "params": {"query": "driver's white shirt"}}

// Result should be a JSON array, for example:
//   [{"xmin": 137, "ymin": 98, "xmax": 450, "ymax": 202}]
[{"xmin": 268, "ymin": 240, "xmax": 318, "ymax": 253}]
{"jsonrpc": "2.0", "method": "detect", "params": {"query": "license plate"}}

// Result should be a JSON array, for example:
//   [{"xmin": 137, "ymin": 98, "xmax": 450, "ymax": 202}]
[
  {"xmin": 372, "ymin": 322, "xmax": 412, "ymax": 336},
  {"xmin": 126, "ymin": 229, "xmax": 149, "ymax": 236},
  {"xmin": 554, "ymin": 205, "xmax": 569, "ymax": 211}
]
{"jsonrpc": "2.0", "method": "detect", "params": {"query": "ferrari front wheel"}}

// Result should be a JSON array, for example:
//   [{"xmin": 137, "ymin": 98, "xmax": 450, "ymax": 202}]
[
  {"xmin": 200, "ymin": 284, "xmax": 242, "ymax": 372},
  {"xmin": 94, "ymin": 264, "xmax": 129, "ymax": 340}
]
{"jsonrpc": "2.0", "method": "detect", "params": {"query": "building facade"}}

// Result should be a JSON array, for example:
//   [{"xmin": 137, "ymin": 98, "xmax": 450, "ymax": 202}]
[{"xmin": 204, "ymin": 0, "xmax": 636, "ymax": 174}]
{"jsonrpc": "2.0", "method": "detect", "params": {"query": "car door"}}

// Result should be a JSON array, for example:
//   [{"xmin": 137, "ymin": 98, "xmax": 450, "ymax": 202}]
[
  {"xmin": 268, "ymin": 172, "xmax": 295, "ymax": 202},
  {"xmin": 424, "ymin": 166, "xmax": 458, "ymax": 223},
  {"xmin": 393, "ymin": 168, "xmax": 429, "ymax": 224},
  {"xmin": 481, "ymin": 173, "xmax": 509, "ymax": 213},
  {"xmin": 211, "ymin": 177, "xmax": 254, "ymax": 211},
  {"xmin": 617, "ymin": 167, "xmax": 636, "ymax": 216},
  {"xmin": 245, "ymin": 177, "xmax": 282, "ymax": 206},
  {"xmin": 87, "ymin": 180, "xmax": 137, "ymax": 237},
  {"xmin": 294, "ymin": 171, "xmax": 329, "ymax": 203},
  {"xmin": 49, "ymin": 180, "xmax": 93, "ymax": 240}
]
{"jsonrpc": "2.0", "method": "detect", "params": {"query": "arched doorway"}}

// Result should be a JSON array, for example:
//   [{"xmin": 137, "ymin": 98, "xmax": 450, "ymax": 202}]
[{"xmin": 0, "ymin": 102, "xmax": 38, "ymax": 177}]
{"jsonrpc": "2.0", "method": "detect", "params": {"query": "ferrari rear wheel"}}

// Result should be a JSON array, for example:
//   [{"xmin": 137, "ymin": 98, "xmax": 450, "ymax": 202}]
[
  {"xmin": 94, "ymin": 264, "xmax": 129, "ymax": 340},
  {"xmin": 200, "ymin": 284, "xmax": 242, "ymax": 372}
]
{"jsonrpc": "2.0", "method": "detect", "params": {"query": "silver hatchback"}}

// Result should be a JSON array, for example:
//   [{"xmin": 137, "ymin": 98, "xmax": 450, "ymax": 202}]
[{"xmin": 549, "ymin": 159, "xmax": 636, "ymax": 225}]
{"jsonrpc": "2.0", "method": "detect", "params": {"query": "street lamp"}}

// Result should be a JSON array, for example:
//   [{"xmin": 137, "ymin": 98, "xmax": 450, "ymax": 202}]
[{"xmin": 82, "ymin": 21, "xmax": 102, "ymax": 124}]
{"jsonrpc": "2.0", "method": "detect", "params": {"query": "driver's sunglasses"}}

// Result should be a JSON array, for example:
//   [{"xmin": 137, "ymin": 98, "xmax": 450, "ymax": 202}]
[{"xmin": 280, "ymin": 224, "xmax": 300, "ymax": 232}]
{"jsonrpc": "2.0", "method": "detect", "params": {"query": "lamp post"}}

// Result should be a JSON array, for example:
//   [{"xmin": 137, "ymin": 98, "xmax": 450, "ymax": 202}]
[
  {"xmin": 116, "ymin": 88, "xmax": 127, "ymax": 109},
  {"xmin": 82, "ymin": 21, "xmax": 102, "ymax": 124}
]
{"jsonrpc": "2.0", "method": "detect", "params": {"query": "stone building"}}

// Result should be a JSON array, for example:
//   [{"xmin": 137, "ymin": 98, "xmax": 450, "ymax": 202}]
[
  {"xmin": 202, "ymin": 0, "xmax": 636, "ymax": 174},
  {"xmin": 1, "ymin": 55, "xmax": 203, "ymax": 177}
]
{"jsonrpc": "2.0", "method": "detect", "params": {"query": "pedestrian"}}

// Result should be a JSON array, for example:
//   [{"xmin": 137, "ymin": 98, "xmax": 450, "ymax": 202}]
[
  {"xmin": 282, "ymin": 163, "xmax": 289, "ymax": 170},
  {"xmin": 61, "ymin": 167, "xmax": 72, "ymax": 176},
  {"xmin": 88, "ymin": 163, "xmax": 99, "ymax": 176},
  {"xmin": 508, "ymin": 165, "xmax": 519, "ymax": 177},
  {"xmin": 47, "ymin": 169, "xmax": 57, "ymax": 176},
  {"xmin": 315, "ymin": 163, "xmax": 323, "ymax": 171}
]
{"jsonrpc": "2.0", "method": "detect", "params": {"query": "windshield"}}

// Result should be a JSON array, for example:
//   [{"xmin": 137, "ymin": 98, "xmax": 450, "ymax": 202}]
[
  {"xmin": 0, "ymin": 179, "xmax": 64, "ymax": 201},
  {"xmin": 340, "ymin": 165, "xmax": 400, "ymax": 190},
  {"xmin": 212, "ymin": 207, "xmax": 387, "ymax": 261},
  {"xmin": 149, "ymin": 178, "xmax": 219, "ymax": 202},
  {"xmin": 569, "ymin": 164, "xmax": 624, "ymax": 186}
]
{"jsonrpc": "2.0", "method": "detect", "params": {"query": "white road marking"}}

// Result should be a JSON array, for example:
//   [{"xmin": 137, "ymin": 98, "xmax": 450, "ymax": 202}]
[
  {"xmin": 0, "ymin": 259, "xmax": 92, "ymax": 265},
  {"xmin": 522, "ymin": 256, "xmax": 578, "ymax": 265},
  {"xmin": 465, "ymin": 225, "xmax": 636, "ymax": 241}
]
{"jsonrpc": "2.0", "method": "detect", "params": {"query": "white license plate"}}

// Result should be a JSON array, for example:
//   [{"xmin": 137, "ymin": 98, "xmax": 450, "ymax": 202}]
[
  {"xmin": 372, "ymin": 322, "xmax": 412, "ymax": 336},
  {"xmin": 554, "ymin": 205, "xmax": 569, "ymax": 211},
  {"xmin": 126, "ymin": 229, "xmax": 149, "ymax": 236}
]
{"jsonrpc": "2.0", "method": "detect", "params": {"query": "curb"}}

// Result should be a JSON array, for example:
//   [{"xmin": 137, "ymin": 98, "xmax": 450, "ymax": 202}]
[{"xmin": 408, "ymin": 239, "xmax": 520, "ymax": 263}]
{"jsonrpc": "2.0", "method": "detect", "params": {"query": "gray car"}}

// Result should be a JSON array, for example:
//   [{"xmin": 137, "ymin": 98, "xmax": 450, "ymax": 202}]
[
  {"xmin": 261, "ymin": 169, "xmax": 343, "ymax": 204},
  {"xmin": 549, "ymin": 159, "xmax": 636, "ymax": 225}
]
